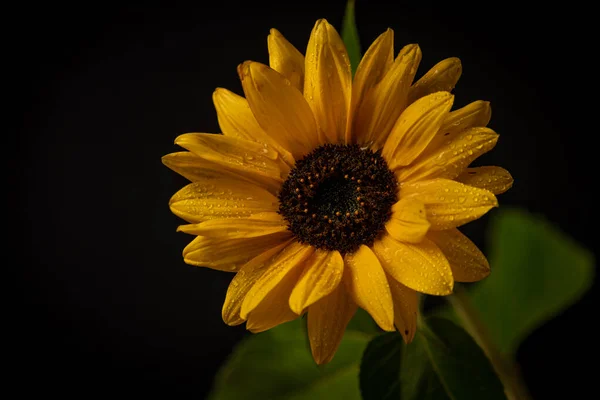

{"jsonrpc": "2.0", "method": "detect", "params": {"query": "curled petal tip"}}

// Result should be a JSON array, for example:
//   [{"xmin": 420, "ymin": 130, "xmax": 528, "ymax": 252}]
[
  {"xmin": 237, "ymin": 61, "xmax": 254, "ymax": 79},
  {"xmin": 174, "ymin": 133, "xmax": 192, "ymax": 146}
]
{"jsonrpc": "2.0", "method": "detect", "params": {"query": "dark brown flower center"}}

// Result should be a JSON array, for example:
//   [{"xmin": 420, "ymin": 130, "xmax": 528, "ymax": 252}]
[{"xmin": 278, "ymin": 144, "xmax": 398, "ymax": 254}]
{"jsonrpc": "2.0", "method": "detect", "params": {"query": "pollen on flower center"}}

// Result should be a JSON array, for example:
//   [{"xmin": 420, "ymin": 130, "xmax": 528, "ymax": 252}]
[{"xmin": 278, "ymin": 144, "xmax": 398, "ymax": 254}]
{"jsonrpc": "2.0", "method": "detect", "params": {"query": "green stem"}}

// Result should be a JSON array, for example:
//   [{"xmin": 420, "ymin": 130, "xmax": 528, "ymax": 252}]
[{"xmin": 449, "ymin": 287, "xmax": 532, "ymax": 400}]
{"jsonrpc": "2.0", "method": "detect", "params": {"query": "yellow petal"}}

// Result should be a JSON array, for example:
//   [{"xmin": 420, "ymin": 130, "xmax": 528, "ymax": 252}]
[
  {"xmin": 383, "ymin": 92, "xmax": 454, "ymax": 169},
  {"xmin": 213, "ymin": 88, "xmax": 264, "ymax": 142},
  {"xmin": 212, "ymin": 88, "xmax": 295, "ymax": 168},
  {"xmin": 304, "ymin": 19, "xmax": 352, "ymax": 144},
  {"xmin": 239, "ymin": 61, "xmax": 319, "ymax": 159},
  {"xmin": 397, "ymin": 127, "xmax": 499, "ymax": 182},
  {"xmin": 424, "ymin": 100, "xmax": 492, "ymax": 156},
  {"xmin": 182, "ymin": 232, "xmax": 291, "ymax": 272},
  {"xmin": 268, "ymin": 28, "xmax": 305, "ymax": 92},
  {"xmin": 385, "ymin": 197, "xmax": 430, "ymax": 243},
  {"xmin": 387, "ymin": 275, "xmax": 418, "ymax": 343},
  {"xmin": 456, "ymin": 166, "xmax": 514, "ymax": 195},
  {"xmin": 307, "ymin": 283, "xmax": 357, "ymax": 364},
  {"xmin": 162, "ymin": 151, "xmax": 253, "ymax": 183},
  {"xmin": 289, "ymin": 249, "xmax": 344, "ymax": 314},
  {"xmin": 350, "ymin": 28, "xmax": 394, "ymax": 144},
  {"xmin": 343, "ymin": 245, "xmax": 394, "ymax": 331},
  {"xmin": 372, "ymin": 234, "xmax": 453, "ymax": 295},
  {"xmin": 222, "ymin": 241, "xmax": 291, "ymax": 325},
  {"xmin": 177, "ymin": 212, "xmax": 288, "ymax": 238},
  {"xmin": 401, "ymin": 178, "xmax": 498, "ymax": 231},
  {"xmin": 175, "ymin": 133, "xmax": 288, "ymax": 193},
  {"xmin": 354, "ymin": 44, "xmax": 422, "ymax": 148},
  {"xmin": 246, "ymin": 257, "xmax": 305, "ymax": 333},
  {"xmin": 241, "ymin": 241, "xmax": 314, "ymax": 319},
  {"xmin": 442, "ymin": 100, "xmax": 492, "ymax": 134},
  {"xmin": 169, "ymin": 178, "xmax": 278, "ymax": 224},
  {"xmin": 408, "ymin": 58, "xmax": 462, "ymax": 104},
  {"xmin": 427, "ymin": 229, "xmax": 490, "ymax": 282}
]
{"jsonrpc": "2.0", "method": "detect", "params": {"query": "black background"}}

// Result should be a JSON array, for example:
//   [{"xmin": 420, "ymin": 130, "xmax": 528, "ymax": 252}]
[{"xmin": 16, "ymin": 0, "xmax": 596, "ymax": 398}]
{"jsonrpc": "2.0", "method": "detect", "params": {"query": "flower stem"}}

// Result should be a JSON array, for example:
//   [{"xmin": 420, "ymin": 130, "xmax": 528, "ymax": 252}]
[{"xmin": 449, "ymin": 287, "xmax": 532, "ymax": 400}]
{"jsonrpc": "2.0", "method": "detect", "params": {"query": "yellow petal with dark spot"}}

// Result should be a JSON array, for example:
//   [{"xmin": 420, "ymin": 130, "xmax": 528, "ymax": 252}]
[
  {"xmin": 308, "ymin": 283, "xmax": 357, "ymax": 365},
  {"xmin": 387, "ymin": 275, "xmax": 419, "ymax": 343},
  {"xmin": 169, "ymin": 178, "xmax": 278, "ymax": 224},
  {"xmin": 401, "ymin": 178, "xmax": 498, "ymax": 230},
  {"xmin": 372, "ymin": 234, "xmax": 453, "ymax": 295},
  {"xmin": 268, "ymin": 28, "xmax": 305, "ymax": 91},
  {"xmin": 456, "ymin": 166, "xmax": 513, "ymax": 194},
  {"xmin": 344, "ymin": 245, "xmax": 395, "ymax": 331},
  {"xmin": 241, "ymin": 241, "xmax": 314, "ymax": 318},
  {"xmin": 383, "ymin": 91, "xmax": 454, "ymax": 169},
  {"xmin": 427, "ymin": 229, "xmax": 490, "ymax": 282},
  {"xmin": 289, "ymin": 249, "xmax": 344, "ymax": 314},
  {"xmin": 385, "ymin": 197, "xmax": 430, "ymax": 243}
]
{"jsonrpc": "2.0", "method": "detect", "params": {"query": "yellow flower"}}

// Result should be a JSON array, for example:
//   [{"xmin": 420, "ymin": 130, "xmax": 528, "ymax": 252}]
[{"xmin": 162, "ymin": 19, "xmax": 513, "ymax": 364}]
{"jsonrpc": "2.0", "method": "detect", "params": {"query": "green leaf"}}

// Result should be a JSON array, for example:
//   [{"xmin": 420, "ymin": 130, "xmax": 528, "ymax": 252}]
[
  {"xmin": 467, "ymin": 208, "xmax": 595, "ymax": 357},
  {"xmin": 341, "ymin": 0, "xmax": 361, "ymax": 76},
  {"xmin": 208, "ymin": 317, "xmax": 374, "ymax": 400},
  {"xmin": 359, "ymin": 332, "xmax": 402, "ymax": 400},
  {"xmin": 359, "ymin": 318, "xmax": 506, "ymax": 400}
]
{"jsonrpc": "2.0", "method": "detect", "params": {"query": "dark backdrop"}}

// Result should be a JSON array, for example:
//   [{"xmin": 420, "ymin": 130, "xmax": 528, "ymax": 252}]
[{"xmin": 16, "ymin": 0, "xmax": 596, "ymax": 398}]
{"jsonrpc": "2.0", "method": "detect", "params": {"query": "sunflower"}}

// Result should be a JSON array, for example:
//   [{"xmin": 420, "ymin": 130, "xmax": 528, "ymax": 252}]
[{"xmin": 162, "ymin": 19, "xmax": 512, "ymax": 364}]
